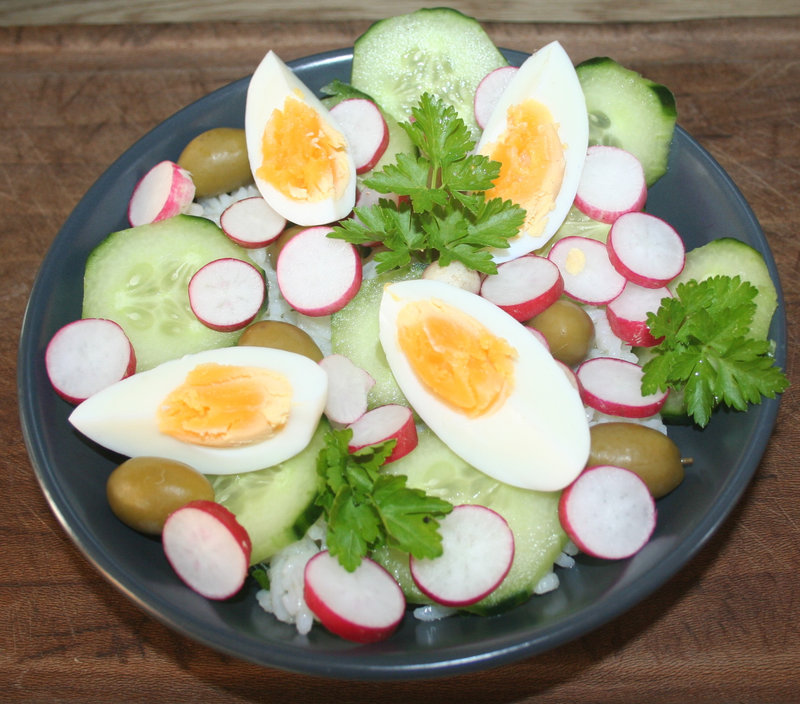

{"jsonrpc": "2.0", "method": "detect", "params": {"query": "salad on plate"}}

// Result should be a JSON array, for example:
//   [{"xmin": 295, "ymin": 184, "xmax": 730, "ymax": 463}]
[{"xmin": 38, "ymin": 8, "xmax": 788, "ymax": 646}]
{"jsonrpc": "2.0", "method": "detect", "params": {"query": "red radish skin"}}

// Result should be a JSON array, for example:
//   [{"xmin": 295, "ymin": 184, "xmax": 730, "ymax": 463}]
[
  {"xmin": 347, "ymin": 404, "xmax": 418, "ymax": 463},
  {"xmin": 577, "ymin": 357, "xmax": 668, "ymax": 418},
  {"xmin": 276, "ymin": 226, "xmax": 362, "ymax": 316},
  {"xmin": 607, "ymin": 212, "xmax": 686, "ymax": 288},
  {"xmin": 188, "ymin": 258, "xmax": 266, "ymax": 332},
  {"xmin": 45, "ymin": 318, "xmax": 136, "ymax": 403},
  {"xmin": 303, "ymin": 550, "xmax": 405, "ymax": 643},
  {"xmin": 220, "ymin": 196, "xmax": 287, "ymax": 248},
  {"xmin": 556, "ymin": 360, "xmax": 579, "ymax": 390},
  {"xmin": 574, "ymin": 145, "xmax": 647, "ymax": 224},
  {"xmin": 409, "ymin": 504, "xmax": 514, "ymax": 607},
  {"xmin": 480, "ymin": 255, "xmax": 564, "ymax": 321},
  {"xmin": 474, "ymin": 66, "xmax": 519, "ymax": 129},
  {"xmin": 559, "ymin": 465, "xmax": 656, "ymax": 560},
  {"xmin": 547, "ymin": 236, "xmax": 627, "ymax": 305},
  {"xmin": 330, "ymin": 98, "xmax": 389, "ymax": 174},
  {"xmin": 606, "ymin": 282, "xmax": 672, "ymax": 347},
  {"xmin": 128, "ymin": 160, "xmax": 195, "ymax": 227},
  {"xmin": 319, "ymin": 354, "xmax": 375, "ymax": 426},
  {"xmin": 526, "ymin": 325, "xmax": 550, "ymax": 352},
  {"xmin": 162, "ymin": 500, "xmax": 252, "ymax": 600}
]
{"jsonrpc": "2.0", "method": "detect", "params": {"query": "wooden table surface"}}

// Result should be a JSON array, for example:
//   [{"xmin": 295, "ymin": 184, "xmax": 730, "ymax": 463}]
[{"xmin": 3, "ymin": 16, "xmax": 798, "ymax": 703}]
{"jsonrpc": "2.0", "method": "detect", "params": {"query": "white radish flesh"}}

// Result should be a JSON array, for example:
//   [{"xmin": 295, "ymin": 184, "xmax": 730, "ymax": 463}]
[
  {"xmin": 128, "ymin": 160, "xmax": 195, "ymax": 227},
  {"xmin": 574, "ymin": 145, "xmax": 647, "ymax": 224},
  {"xmin": 576, "ymin": 356, "xmax": 668, "ymax": 418},
  {"xmin": 547, "ymin": 236, "xmax": 626, "ymax": 305},
  {"xmin": 45, "ymin": 318, "xmax": 136, "ymax": 403},
  {"xmin": 319, "ymin": 354, "xmax": 375, "ymax": 426},
  {"xmin": 347, "ymin": 404, "xmax": 417, "ymax": 463},
  {"xmin": 607, "ymin": 212, "xmax": 685, "ymax": 288},
  {"xmin": 276, "ymin": 226, "xmax": 362, "ymax": 316},
  {"xmin": 558, "ymin": 465, "xmax": 656, "ymax": 560},
  {"xmin": 303, "ymin": 550, "xmax": 405, "ymax": 643},
  {"xmin": 219, "ymin": 196, "xmax": 287, "ymax": 248},
  {"xmin": 474, "ymin": 66, "xmax": 518, "ymax": 129},
  {"xmin": 409, "ymin": 504, "xmax": 514, "ymax": 607},
  {"xmin": 606, "ymin": 282, "xmax": 672, "ymax": 347},
  {"xmin": 480, "ymin": 254, "xmax": 563, "ymax": 321},
  {"xmin": 188, "ymin": 258, "xmax": 266, "ymax": 332},
  {"xmin": 330, "ymin": 98, "xmax": 389, "ymax": 174},
  {"xmin": 162, "ymin": 500, "xmax": 252, "ymax": 600}
]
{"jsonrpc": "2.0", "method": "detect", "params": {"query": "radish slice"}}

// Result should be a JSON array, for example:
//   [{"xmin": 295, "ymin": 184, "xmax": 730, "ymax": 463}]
[
  {"xmin": 547, "ymin": 236, "xmax": 626, "ymax": 305},
  {"xmin": 607, "ymin": 212, "xmax": 686, "ymax": 288},
  {"xmin": 347, "ymin": 404, "xmax": 417, "ymax": 463},
  {"xmin": 574, "ymin": 145, "xmax": 647, "ymax": 224},
  {"xmin": 409, "ymin": 504, "xmax": 514, "ymax": 607},
  {"xmin": 526, "ymin": 325, "xmax": 550, "ymax": 351},
  {"xmin": 188, "ymin": 258, "xmax": 266, "ymax": 332},
  {"xmin": 556, "ymin": 360, "xmax": 579, "ymax": 390},
  {"xmin": 162, "ymin": 500, "xmax": 252, "ymax": 600},
  {"xmin": 128, "ymin": 160, "xmax": 195, "ymax": 227},
  {"xmin": 330, "ymin": 98, "xmax": 389, "ymax": 174},
  {"xmin": 45, "ymin": 318, "xmax": 136, "ymax": 403},
  {"xmin": 276, "ymin": 226, "xmax": 362, "ymax": 316},
  {"xmin": 559, "ymin": 465, "xmax": 656, "ymax": 560},
  {"xmin": 480, "ymin": 254, "xmax": 564, "ymax": 321},
  {"xmin": 606, "ymin": 282, "xmax": 672, "ymax": 347},
  {"xmin": 303, "ymin": 550, "xmax": 405, "ymax": 643},
  {"xmin": 319, "ymin": 354, "xmax": 375, "ymax": 426},
  {"xmin": 219, "ymin": 196, "xmax": 287, "ymax": 248},
  {"xmin": 576, "ymin": 357, "xmax": 668, "ymax": 418},
  {"xmin": 474, "ymin": 66, "xmax": 518, "ymax": 129}
]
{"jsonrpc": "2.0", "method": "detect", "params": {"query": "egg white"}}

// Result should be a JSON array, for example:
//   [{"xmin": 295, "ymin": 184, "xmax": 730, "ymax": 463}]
[
  {"xmin": 477, "ymin": 41, "xmax": 589, "ymax": 262},
  {"xmin": 68, "ymin": 346, "xmax": 328, "ymax": 475},
  {"xmin": 245, "ymin": 50, "xmax": 356, "ymax": 226},
  {"xmin": 379, "ymin": 279, "xmax": 590, "ymax": 492}
]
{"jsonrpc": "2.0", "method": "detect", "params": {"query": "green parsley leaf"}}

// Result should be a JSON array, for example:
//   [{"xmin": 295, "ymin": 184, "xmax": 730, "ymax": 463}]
[
  {"xmin": 329, "ymin": 93, "xmax": 525, "ymax": 275},
  {"xmin": 641, "ymin": 275, "xmax": 788, "ymax": 427},
  {"xmin": 315, "ymin": 428, "xmax": 453, "ymax": 571}
]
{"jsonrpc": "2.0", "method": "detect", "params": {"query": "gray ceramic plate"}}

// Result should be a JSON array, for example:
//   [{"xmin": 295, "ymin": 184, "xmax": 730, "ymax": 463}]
[{"xmin": 18, "ymin": 48, "xmax": 786, "ymax": 679}]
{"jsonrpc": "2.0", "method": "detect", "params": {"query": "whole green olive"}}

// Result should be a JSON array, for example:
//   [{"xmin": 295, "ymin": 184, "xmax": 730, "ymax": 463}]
[
  {"xmin": 177, "ymin": 127, "xmax": 252, "ymax": 198},
  {"xmin": 106, "ymin": 456, "xmax": 215, "ymax": 535},
  {"xmin": 237, "ymin": 320, "xmax": 324, "ymax": 362},
  {"xmin": 588, "ymin": 422, "xmax": 684, "ymax": 498},
  {"xmin": 527, "ymin": 299, "xmax": 595, "ymax": 367}
]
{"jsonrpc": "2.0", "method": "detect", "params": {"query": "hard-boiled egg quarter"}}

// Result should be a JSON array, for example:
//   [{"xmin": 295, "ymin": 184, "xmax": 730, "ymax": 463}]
[
  {"xmin": 245, "ymin": 50, "xmax": 357, "ymax": 226},
  {"xmin": 477, "ymin": 41, "xmax": 589, "ymax": 262},
  {"xmin": 379, "ymin": 279, "xmax": 590, "ymax": 492},
  {"xmin": 68, "ymin": 346, "xmax": 328, "ymax": 475}
]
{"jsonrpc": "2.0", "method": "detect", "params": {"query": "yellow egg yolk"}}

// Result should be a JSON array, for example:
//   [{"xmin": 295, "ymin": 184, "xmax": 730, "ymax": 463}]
[
  {"xmin": 256, "ymin": 93, "xmax": 349, "ymax": 202},
  {"xmin": 484, "ymin": 99, "xmax": 566, "ymax": 237},
  {"xmin": 396, "ymin": 299, "xmax": 517, "ymax": 417},
  {"xmin": 157, "ymin": 363, "xmax": 292, "ymax": 447}
]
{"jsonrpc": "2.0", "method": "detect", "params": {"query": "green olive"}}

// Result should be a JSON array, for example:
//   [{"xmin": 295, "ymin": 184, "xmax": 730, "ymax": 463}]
[
  {"xmin": 527, "ymin": 299, "xmax": 594, "ymax": 367},
  {"xmin": 177, "ymin": 127, "xmax": 252, "ymax": 198},
  {"xmin": 237, "ymin": 320, "xmax": 323, "ymax": 362},
  {"xmin": 588, "ymin": 422, "xmax": 684, "ymax": 498},
  {"xmin": 106, "ymin": 457, "xmax": 215, "ymax": 535}
]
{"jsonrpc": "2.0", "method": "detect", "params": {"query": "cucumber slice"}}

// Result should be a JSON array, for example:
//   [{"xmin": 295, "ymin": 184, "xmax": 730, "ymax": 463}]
[
  {"xmin": 330, "ymin": 263, "xmax": 423, "ymax": 409},
  {"xmin": 373, "ymin": 427, "xmax": 567, "ymax": 614},
  {"xmin": 207, "ymin": 419, "xmax": 328, "ymax": 565},
  {"xmin": 82, "ymin": 215, "xmax": 259, "ymax": 372},
  {"xmin": 576, "ymin": 57, "xmax": 677, "ymax": 186},
  {"xmin": 670, "ymin": 237, "xmax": 778, "ymax": 340},
  {"xmin": 351, "ymin": 8, "xmax": 507, "ymax": 139}
]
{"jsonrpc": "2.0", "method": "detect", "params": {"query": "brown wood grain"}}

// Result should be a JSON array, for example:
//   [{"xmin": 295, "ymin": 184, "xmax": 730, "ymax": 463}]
[{"xmin": 2, "ymin": 18, "xmax": 798, "ymax": 703}]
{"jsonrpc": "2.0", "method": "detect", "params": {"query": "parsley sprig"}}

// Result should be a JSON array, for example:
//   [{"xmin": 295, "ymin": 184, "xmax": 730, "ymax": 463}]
[
  {"xmin": 641, "ymin": 275, "xmax": 788, "ymax": 427},
  {"xmin": 330, "ymin": 93, "xmax": 525, "ymax": 275},
  {"xmin": 315, "ymin": 428, "xmax": 453, "ymax": 571}
]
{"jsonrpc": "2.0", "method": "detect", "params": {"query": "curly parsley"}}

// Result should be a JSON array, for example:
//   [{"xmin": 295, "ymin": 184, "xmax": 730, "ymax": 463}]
[
  {"xmin": 641, "ymin": 275, "xmax": 788, "ymax": 427},
  {"xmin": 329, "ymin": 92, "xmax": 525, "ymax": 275}
]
